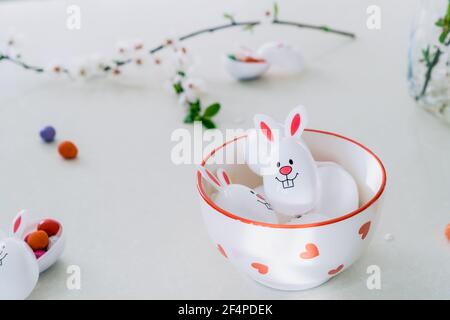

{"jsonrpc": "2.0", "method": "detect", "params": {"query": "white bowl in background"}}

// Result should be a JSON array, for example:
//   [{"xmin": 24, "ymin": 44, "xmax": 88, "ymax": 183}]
[{"xmin": 223, "ymin": 55, "xmax": 270, "ymax": 81}]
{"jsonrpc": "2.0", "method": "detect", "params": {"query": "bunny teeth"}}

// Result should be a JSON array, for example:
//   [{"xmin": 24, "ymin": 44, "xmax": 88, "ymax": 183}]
[{"xmin": 276, "ymin": 172, "xmax": 299, "ymax": 189}]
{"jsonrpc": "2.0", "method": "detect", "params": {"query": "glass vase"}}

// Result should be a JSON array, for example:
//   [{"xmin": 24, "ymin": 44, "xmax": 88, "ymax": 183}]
[{"xmin": 408, "ymin": 0, "xmax": 450, "ymax": 123}]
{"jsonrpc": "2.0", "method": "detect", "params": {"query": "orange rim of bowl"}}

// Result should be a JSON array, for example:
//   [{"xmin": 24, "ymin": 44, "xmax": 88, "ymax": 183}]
[{"xmin": 196, "ymin": 129, "xmax": 387, "ymax": 229}]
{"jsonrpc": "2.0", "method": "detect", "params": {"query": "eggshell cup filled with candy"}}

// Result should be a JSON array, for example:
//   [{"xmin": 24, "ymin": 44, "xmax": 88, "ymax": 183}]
[
  {"xmin": 196, "ymin": 131, "xmax": 386, "ymax": 291},
  {"xmin": 18, "ymin": 216, "xmax": 65, "ymax": 273},
  {"xmin": 224, "ymin": 54, "xmax": 270, "ymax": 80}
]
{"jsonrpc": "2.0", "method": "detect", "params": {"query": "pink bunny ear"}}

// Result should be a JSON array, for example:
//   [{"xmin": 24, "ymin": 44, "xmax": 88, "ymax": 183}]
[
  {"xmin": 10, "ymin": 209, "xmax": 29, "ymax": 237},
  {"xmin": 285, "ymin": 105, "xmax": 308, "ymax": 139},
  {"xmin": 197, "ymin": 166, "xmax": 222, "ymax": 191},
  {"xmin": 254, "ymin": 114, "xmax": 280, "ymax": 143},
  {"xmin": 216, "ymin": 168, "xmax": 232, "ymax": 186}
]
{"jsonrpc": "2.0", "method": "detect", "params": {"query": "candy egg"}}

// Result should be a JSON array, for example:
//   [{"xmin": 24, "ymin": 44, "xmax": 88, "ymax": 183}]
[
  {"xmin": 40, "ymin": 126, "xmax": 56, "ymax": 143},
  {"xmin": 58, "ymin": 141, "xmax": 78, "ymax": 159},
  {"xmin": 224, "ymin": 54, "xmax": 270, "ymax": 81},
  {"xmin": 26, "ymin": 231, "xmax": 49, "ymax": 251},
  {"xmin": 445, "ymin": 223, "xmax": 450, "ymax": 241},
  {"xmin": 37, "ymin": 219, "xmax": 60, "ymax": 237}
]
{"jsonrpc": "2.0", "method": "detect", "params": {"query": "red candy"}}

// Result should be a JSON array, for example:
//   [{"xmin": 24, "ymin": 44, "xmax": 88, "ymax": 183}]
[{"xmin": 37, "ymin": 219, "xmax": 60, "ymax": 237}]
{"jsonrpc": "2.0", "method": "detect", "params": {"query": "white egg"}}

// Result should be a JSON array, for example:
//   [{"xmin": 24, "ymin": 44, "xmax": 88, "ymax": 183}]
[
  {"xmin": 314, "ymin": 162, "xmax": 359, "ymax": 219},
  {"xmin": 257, "ymin": 42, "xmax": 304, "ymax": 72},
  {"xmin": 215, "ymin": 184, "xmax": 277, "ymax": 224},
  {"xmin": 199, "ymin": 167, "xmax": 277, "ymax": 224},
  {"xmin": 0, "ymin": 238, "xmax": 39, "ymax": 300}
]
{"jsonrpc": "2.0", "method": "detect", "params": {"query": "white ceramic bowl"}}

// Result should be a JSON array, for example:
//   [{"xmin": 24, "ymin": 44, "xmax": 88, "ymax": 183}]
[
  {"xmin": 196, "ymin": 129, "xmax": 386, "ymax": 291},
  {"xmin": 224, "ymin": 56, "xmax": 270, "ymax": 81}
]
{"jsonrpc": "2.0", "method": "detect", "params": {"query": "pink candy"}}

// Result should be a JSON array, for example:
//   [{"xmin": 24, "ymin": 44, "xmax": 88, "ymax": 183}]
[{"xmin": 34, "ymin": 250, "xmax": 46, "ymax": 259}]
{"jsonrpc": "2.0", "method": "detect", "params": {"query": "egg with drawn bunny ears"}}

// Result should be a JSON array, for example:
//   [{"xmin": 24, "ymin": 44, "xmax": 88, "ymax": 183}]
[
  {"xmin": 0, "ymin": 222, "xmax": 39, "ymax": 300},
  {"xmin": 254, "ymin": 106, "xmax": 320, "ymax": 217},
  {"xmin": 0, "ymin": 210, "xmax": 65, "ymax": 300},
  {"xmin": 197, "ymin": 167, "xmax": 278, "ymax": 224}
]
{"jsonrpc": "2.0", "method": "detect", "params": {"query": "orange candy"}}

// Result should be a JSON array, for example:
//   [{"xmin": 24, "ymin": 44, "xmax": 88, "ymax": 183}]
[
  {"xmin": 445, "ymin": 223, "xmax": 450, "ymax": 241},
  {"xmin": 242, "ymin": 56, "xmax": 265, "ymax": 63},
  {"xmin": 27, "ymin": 230, "xmax": 49, "ymax": 251},
  {"xmin": 58, "ymin": 141, "xmax": 78, "ymax": 159}
]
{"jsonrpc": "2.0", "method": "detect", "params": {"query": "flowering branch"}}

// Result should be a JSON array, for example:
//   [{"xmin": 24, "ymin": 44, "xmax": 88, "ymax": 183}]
[
  {"xmin": 0, "ymin": 53, "xmax": 44, "ymax": 73},
  {"xmin": 0, "ymin": 2, "xmax": 355, "ymax": 128},
  {"xmin": 171, "ymin": 71, "xmax": 221, "ymax": 128}
]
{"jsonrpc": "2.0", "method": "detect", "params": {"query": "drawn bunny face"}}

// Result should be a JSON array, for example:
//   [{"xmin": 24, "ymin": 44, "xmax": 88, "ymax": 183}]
[
  {"xmin": 0, "ymin": 217, "xmax": 39, "ymax": 300},
  {"xmin": 254, "ymin": 106, "xmax": 319, "ymax": 216},
  {"xmin": 198, "ymin": 167, "xmax": 278, "ymax": 223}
]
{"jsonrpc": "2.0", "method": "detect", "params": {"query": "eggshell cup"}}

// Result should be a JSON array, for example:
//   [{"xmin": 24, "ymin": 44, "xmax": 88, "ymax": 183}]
[
  {"xmin": 196, "ymin": 129, "xmax": 386, "ymax": 291},
  {"xmin": 19, "ymin": 219, "xmax": 65, "ymax": 273},
  {"xmin": 224, "ymin": 55, "xmax": 270, "ymax": 81}
]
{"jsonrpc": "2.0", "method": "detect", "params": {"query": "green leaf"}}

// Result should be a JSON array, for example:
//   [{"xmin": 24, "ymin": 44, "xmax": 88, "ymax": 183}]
[
  {"xmin": 177, "ymin": 70, "xmax": 186, "ymax": 77},
  {"xmin": 436, "ymin": 18, "xmax": 445, "ymax": 27},
  {"xmin": 189, "ymin": 100, "xmax": 201, "ymax": 113},
  {"xmin": 242, "ymin": 24, "xmax": 255, "ymax": 32},
  {"xmin": 439, "ymin": 26, "xmax": 449, "ymax": 44},
  {"xmin": 223, "ymin": 12, "xmax": 235, "ymax": 23},
  {"xmin": 203, "ymin": 103, "xmax": 221, "ymax": 118},
  {"xmin": 173, "ymin": 83, "xmax": 184, "ymax": 94},
  {"xmin": 184, "ymin": 114, "xmax": 195, "ymax": 123},
  {"xmin": 273, "ymin": 2, "xmax": 279, "ymax": 19},
  {"xmin": 202, "ymin": 118, "xmax": 216, "ymax": 129}
]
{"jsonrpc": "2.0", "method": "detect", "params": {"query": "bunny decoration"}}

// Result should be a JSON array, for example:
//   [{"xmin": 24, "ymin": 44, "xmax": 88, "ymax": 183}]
[
  {"xmin": 251, "ymin": 106, "xmax": 359, "ymax": 220},
  {"xmin": 253, "ymin": 106, "xmax": 320, "ymax": 217},
  {"xmin": 197, "ymin": 167, "xmax": 278, "ymax": 224},
  {"xmin": 0, "ymin": 210, "xmax": 65, "ymax": 300}
]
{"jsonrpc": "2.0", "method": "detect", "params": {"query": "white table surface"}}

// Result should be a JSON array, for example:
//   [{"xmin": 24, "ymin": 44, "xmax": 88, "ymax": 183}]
[{"xmin": 0, "ymin": 0, "xmax": 449, "ymax": 299}]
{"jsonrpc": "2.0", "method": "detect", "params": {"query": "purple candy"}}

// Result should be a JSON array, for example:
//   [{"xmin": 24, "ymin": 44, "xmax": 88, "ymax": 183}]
[{"xmin": 40, "ymin": 126, "xmax": 56, "ymax": 143}]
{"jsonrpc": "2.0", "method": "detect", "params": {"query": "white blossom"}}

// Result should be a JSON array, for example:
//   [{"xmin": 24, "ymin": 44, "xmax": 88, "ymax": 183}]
[{"xmin": 177, "ymin": 77, "xmax": 205, "ymax": 105}]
